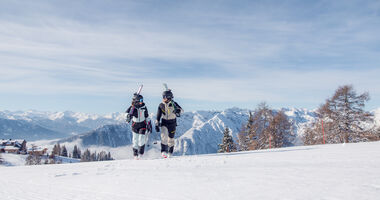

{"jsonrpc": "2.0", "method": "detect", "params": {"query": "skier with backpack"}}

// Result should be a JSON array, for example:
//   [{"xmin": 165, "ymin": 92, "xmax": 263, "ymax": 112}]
[
  {"xmin": 155, "ymin": 84, "xmax": 184, "ymax": 158},
  {"xmin": 126, "ymin": 86, "xmax": 152, "ymax": 159}
]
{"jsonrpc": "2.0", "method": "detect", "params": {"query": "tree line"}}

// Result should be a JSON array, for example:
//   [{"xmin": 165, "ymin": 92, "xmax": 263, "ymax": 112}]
[
  {"xmin": 218, "ymin": 85, "xmax": 380, "ymax": 153},
  {"xmin": 26, "ymin": 143, "xmax": 113, "ymax": 165}
]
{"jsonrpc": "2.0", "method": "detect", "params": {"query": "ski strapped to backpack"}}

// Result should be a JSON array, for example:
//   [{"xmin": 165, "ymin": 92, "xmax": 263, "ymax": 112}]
[
  {"xmin": 126, "ymin": 84, "xmax": 143, "ymax": 123},
  {"xmin": 162, "ymin": 83, "xmax": 180, "ymax": 116},
  {"xmin": 128, "ymin": 84, "xmax": 143, "ymax": 115}
]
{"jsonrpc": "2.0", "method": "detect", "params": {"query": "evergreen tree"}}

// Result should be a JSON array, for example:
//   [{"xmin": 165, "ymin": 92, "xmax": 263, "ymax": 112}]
[
  {"xmin": 20, "ymin": 140, "xmax": 27, "ymax": 154},
  {"xmin": 218, "ymin": 127, "xmax": 236, "ymax": 153},
  {"xmin": 61, "ymin": 145, "xmax": 68, "ymax": 157},
  {"xmin": 238, "ymin": 112, "xmax": 254, "ymax": 151},
  {"xmin": 81, "ymin": 149, "xmax": 91, "ymax": 162},
  {"xmin": 72, "ymin": 145, "xmax": 81, "ymax": 159},
  {"xmin": 107, "ymin": 152, "xmax": 113, "ymax": 160}
]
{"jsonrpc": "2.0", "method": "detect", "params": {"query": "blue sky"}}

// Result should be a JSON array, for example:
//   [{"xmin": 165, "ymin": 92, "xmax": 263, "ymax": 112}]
[{"xmin": 0, "ymin": 0, "xmax": 379, "ymax": 114}]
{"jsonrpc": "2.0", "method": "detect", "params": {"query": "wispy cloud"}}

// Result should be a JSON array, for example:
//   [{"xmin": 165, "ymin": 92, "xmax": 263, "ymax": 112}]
[{"xmin": 0, "ymin": 0, "xmax": 379, "ymax": 113}]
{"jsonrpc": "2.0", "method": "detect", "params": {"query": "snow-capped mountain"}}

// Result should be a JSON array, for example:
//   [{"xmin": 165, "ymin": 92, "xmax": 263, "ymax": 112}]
[
  {"xmin": 0, "ymin": 110, "xmax": 125, "ymax": 141},
  {"xmin": 0, "ymin": 118, "xmax": 64, "ymax": 140},
  {"xmin": 57, "ymin": 108, "xmax": 318, "ymax": 156},
  {"xmin": 174, "ymin": 107, "xmax": 317, "ymax": 155},
  {"xmin": 2, "ymin": 108, "xmax": 378, "ymax": 156},
  {"xmin": 60, "ymin": 124, "xmax": 133, "ymax": 147}
]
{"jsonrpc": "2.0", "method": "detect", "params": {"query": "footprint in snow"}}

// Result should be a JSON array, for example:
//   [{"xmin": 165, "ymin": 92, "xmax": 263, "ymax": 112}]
[{"xmin": 55, "ymin": 173, "xmax": 67, "ymax": 177}]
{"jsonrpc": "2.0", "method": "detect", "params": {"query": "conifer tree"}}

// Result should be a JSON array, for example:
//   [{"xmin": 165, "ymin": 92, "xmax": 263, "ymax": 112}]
[
  {"xmin": 61, "ymin": 145, "xmax": 68, "ymax": 157},
  {"xmin": 20, "ymin": 140, "xmax": 27, "ymax": 154},
  {"xmin": 107, "ymin": 152, "xmax": 113, "ymax": 160},
  {"xmin": 218, "ymin": 127, "xmax": 236, "ymax": 153},
  {"xmin": 238, "ymin": 112, "xmax": 254, "ymax": 151},
  {"xmin": 81, "ymin": 149, "xmax": 91, "ymax": 162},
  {"xmin": 72, "ymin": 145, "xmax": 81, "ymax": 159}
]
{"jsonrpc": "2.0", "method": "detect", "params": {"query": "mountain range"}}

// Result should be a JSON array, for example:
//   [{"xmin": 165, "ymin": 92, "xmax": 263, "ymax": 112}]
[
  {"xmin": 1, "ymin": 108, "xmax": 379, "ymax": 156},
  {"xmin": 0, "ymin": 110, "xmax": 124, "ymax": 140},
  {"xmin": 59, "ymin": 107, "xmax": 319, "ymax": 155}
]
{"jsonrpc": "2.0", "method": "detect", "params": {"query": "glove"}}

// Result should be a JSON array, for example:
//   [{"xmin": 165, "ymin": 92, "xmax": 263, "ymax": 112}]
[
  {"xmin": 175, "ymin": 109, "xmax": 181, "ymax": 117},
  {"xmin": 155, "ymin": 125, "xmax": 160, "ymax": 132},
  {"xmin": 147, "ymin": 121, "xmax": 152, "ymax": 133},
  {"xmin": 155, "ymin": 120, "xmax": 161, "ymax": 132},
  {"xmin": 126, "ymin": 114, "xmax": 131, "ymax": 123}
]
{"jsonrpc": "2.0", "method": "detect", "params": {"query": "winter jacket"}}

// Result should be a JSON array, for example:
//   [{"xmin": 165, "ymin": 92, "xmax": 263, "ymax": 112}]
[{"xmin": 156, "ymin": 101, "xmax": 183, "ymax": 126}]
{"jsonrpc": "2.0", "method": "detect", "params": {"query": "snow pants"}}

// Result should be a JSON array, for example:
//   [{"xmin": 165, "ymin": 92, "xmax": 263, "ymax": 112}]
[
  {"xmin": 161, "ymin": 123, "xmax": 176, "ymax": 154},
  {"xmin": 132, "ymin": 122, "xmax": 147, "ymax": 156}
]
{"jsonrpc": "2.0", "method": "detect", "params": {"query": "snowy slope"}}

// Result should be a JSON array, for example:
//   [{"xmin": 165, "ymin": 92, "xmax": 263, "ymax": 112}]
[{"xmin": 1, "ymin": 141, "xmax": 380, "ymax": 200}]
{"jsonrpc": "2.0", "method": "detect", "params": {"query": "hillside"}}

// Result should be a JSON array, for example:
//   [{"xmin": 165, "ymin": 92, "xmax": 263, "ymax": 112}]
[{"xmin": 1, "ymin": 141, "xmax": 379, "ymax": 200}]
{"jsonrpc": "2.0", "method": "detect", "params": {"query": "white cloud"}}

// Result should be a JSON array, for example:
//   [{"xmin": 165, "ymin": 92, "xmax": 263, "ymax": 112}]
[{"xmin": 0, "ymin": 0, "xmax": 379, "ymax": 112}]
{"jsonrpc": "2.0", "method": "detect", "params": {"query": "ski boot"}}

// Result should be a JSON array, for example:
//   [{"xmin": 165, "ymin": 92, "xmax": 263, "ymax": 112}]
[{"xmin": 161, "ymin": 152, "xmax": 167, "ymax": 158}]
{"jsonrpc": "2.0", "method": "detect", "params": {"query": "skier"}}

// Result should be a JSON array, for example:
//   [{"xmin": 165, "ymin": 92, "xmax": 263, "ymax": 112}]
[
  {"xmin": 126, "ymin": 93, "xmax": 152, "ymax": 159},
  {"xmin": 155, "ymin": 88, "xmax": 183, "ymax": 158}
]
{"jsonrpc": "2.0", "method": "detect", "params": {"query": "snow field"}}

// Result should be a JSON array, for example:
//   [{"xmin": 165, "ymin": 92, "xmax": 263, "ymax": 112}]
[{"xmin": 1, "ymin": 141, "xmax": 380, "ymax": 200}]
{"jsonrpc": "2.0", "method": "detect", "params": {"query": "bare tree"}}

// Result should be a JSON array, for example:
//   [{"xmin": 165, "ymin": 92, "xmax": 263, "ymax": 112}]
[
  {"xmin": 251, "ymin": 102, "xmax": 273, "ymax": 150},
  {"xmin": 239, "ymin": 102, "xmax": 292, "ymax": 150},
  {"xmin": 269, "ymin": 111, "xmax": 292, "ymax": 148},
  {"xmin": 304, "ymin": 85, "xmax": 376, "ymax": 145},
  {"xmin": 52, "ymin": 143, "xmax": 61, "ymax": 156},
  {"xmin": 26, "ymin": 152, "xmax": 41, "ymax": 165}
]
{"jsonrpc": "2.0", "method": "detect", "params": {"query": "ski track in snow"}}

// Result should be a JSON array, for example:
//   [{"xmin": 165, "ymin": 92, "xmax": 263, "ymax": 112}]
[{"xmin": 1, "ymin": 142, "xmax": 380, "ymax": 200}]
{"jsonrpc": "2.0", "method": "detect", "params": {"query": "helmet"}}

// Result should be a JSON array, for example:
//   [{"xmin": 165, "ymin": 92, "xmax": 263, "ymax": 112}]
[
  {"xmin": 132, "ymin": 93, "xmax": 143, "ymax": 104},
  {"xmin": 162, "ymin": 90, "xmax": 173, "ymax": 100}
]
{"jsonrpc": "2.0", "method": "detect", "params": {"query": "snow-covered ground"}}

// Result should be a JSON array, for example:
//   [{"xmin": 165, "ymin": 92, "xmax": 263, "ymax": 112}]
[
  {"xmin": 0, "ymin": 153, "xmax": 28, "ymax": 166},
  {"xmin": 1, "ymin": 141, "xmax": 380, "ymax": 200}
]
